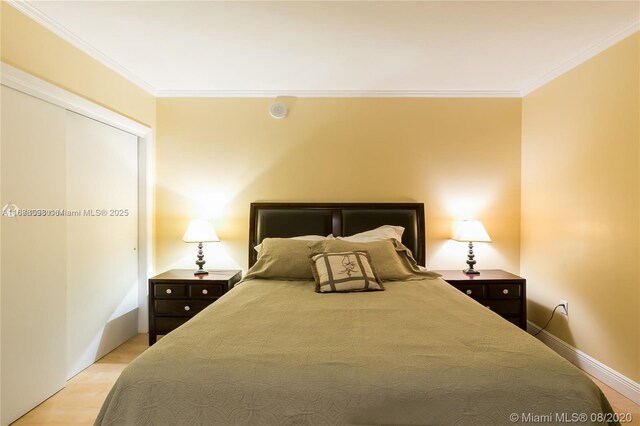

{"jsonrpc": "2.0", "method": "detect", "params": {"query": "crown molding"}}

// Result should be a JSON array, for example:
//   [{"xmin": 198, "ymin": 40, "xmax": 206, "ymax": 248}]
[
  {"xmin": 521, "ymin": 21, "xmax": 640, "ymax": 96},
  {"xmin": 6, "ymin": 0, "xmax": 157, "ymax": 95},
  {"xmin": 155, "ymin": 89, "xmax": 522, "ymax": 98},
  {"xmin": 7, "ymin": 0, "xmax": 638, "ymax": 99}
]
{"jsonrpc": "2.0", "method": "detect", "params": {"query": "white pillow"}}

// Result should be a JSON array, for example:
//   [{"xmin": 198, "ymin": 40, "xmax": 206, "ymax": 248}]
[
  {"xmin": 337, "ymin": 225, "xmax": 404, "ymax": 243},
  {"xmin": 254, "ymin": 234, "xmax": 334, "ymax": 253}
]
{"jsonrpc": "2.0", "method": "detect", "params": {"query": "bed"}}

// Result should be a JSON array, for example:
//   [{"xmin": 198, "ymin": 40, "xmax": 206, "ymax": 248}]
[{"xmin": 96, "ymin": 202, "xmax": 616, "ymax": 425}]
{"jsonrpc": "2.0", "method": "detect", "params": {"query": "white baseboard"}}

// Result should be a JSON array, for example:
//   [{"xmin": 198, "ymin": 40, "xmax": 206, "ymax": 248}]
[{"xmin": 527, "ymin": 321, "xmax": 640, "ymax": 405}]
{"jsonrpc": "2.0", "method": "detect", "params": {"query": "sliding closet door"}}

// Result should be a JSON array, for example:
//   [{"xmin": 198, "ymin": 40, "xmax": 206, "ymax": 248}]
[
  {"xmin": 0, "ymin": 86, "xmax": 68, "ymax": 425},
  {"xmin": 65, "ymin": 111, "xmax": 139, "ymax": 379}
]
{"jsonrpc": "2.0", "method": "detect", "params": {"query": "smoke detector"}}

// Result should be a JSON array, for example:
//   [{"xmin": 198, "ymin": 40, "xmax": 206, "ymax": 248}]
[{"xmin": 269, "ymin": 102, "xmax": 288, "ymax": 119}]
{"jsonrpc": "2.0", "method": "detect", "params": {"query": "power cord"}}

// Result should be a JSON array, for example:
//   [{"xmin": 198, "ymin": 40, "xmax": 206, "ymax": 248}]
[{"xmin": 533, "ymin": 304, "xmax": 563, "ymax": 336}]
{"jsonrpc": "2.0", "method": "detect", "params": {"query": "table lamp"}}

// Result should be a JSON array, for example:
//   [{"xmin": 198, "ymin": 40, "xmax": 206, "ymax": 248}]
[
  {"xmin": 452, "ymin": 220, "xmax": 491, "ymax": 275},
  {"xmin": 183, "ymin": 219, "xmax": 219, "ymax": 275}
]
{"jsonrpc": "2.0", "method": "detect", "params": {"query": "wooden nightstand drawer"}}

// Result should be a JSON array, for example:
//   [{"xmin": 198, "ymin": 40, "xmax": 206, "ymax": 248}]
[
  {"xmin": 154, "ymin": 284, "xmax": 187, "ymax": 299},
  {"xmin": 487, "ymin": 283, "xmax": 521, "ymax": 299},
  {"xmin": 149, "ymin": 269, "xmax": 242, "ymax": 345},
  {"xmin": 155, "ymin": 317, "xmax": 190, "ymax": 332},
  {"xmin": 433, "ymin": 269, "xmax": 527, "ymax": 331},
  {"xmin": 452, "ymin": 284, "xmax": 485, "ymax": 299},
  {"xmin": 484, "ymin": 300, "xmax": 521, "ymax": 316},
  {"xmin": 505, "ymin": 316, "xmax": 521, "ymax": 326},
  {"xmin": 189, "ymin": 284, "xmax": 224, "ymax": 299},
  {"xmin": 155, "ymin": 300, "xmax": 214, "ymax": 317}
]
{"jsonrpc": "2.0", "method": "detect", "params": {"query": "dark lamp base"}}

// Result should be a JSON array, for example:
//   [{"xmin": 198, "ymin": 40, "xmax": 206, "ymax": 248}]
[
  {"xmin": 463, "ymin": 241, "xmax": 481, "ymax": 275},
  {"xmin": 193, "ymin": 241, "xmax": 209, "ymax": 276}
]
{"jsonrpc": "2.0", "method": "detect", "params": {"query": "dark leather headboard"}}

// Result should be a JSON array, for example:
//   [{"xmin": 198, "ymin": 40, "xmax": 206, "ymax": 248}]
[{"xmin": 249, "ymin": 202, "xmax": 425, "ymax": 267}]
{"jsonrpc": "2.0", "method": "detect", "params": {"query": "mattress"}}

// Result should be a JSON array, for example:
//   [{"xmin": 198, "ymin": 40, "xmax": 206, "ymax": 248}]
[{"xmin": 96, "ymin": 277, "xmax": 614, "ymax": 425}]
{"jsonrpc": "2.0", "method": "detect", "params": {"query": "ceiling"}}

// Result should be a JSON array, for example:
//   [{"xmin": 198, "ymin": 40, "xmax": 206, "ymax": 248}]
[{"xmin": 12, "ymin": 1, "xmax": 640, "ymax": 97}]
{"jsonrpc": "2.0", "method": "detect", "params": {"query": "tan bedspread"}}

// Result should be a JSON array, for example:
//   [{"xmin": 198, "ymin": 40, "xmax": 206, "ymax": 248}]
[{"xmin": 96, "ymin": 278, "xmax": 614, "ymax": 425}]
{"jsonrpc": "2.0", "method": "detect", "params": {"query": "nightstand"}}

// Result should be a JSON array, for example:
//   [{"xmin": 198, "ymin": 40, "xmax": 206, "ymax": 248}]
[
  {"xmin": 433, "ymin": 269, "xmax": 527, "ymax": 330},
  {"xmin": 148, "ymin": 269, "xmax": 242, "ymax": 345}
]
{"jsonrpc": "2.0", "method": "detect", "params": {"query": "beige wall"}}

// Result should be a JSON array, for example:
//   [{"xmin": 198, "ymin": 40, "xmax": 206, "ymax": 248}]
[
  {"xmin": 521, "ymin": 33, "xmax": 639, "ymax": 382},
  {"xmin": 0, "ymin": 2, "xmax": 155, "ymax": 128},
  {"xmin": 156, "ymin": 98, "xmax": 522, "ymax": 274}
]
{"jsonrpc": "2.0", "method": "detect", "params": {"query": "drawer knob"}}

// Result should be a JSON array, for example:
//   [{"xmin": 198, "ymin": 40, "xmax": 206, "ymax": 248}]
[
  {"xmin": 466, "ymin": 289, "xmax": 472, "ymax": 295},
  {"xmin": 202, "ymin": 289, "xmax": 208, "ymax": 295},
  {"xmin": 184, "ymin": 306, "xmax": 190, "ymax": 311},
  {"xmin": 503, "ymin": 289, "xmax": 509, "ymax": 294},
  {"xmin": 166, "ymin": 289, "xmax": 172, "ymax": 294}
]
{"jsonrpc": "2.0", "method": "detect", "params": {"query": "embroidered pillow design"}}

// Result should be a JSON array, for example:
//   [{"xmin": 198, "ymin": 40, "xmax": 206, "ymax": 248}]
[{"xmin": 310, "ymin": 251, "xmax": 384, "ymax": 293}]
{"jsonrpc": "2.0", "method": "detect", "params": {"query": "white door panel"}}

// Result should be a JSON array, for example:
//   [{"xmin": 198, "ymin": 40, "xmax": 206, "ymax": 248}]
[
  {"xmin": 1, "ymin": 86, "xmax": 67, "ymax": 426},
  {"xmin": 65, "ymin": 111, "xmax": 138, "ymax": 379}
]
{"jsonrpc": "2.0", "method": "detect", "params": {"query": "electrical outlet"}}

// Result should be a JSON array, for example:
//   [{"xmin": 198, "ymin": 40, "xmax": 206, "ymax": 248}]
[{"xmin": 559, "ymin": 300, "xmax": 569, "ymax": 316}]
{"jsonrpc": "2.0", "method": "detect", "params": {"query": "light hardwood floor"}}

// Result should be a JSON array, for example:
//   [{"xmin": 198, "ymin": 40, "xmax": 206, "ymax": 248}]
[
  {"xmin": 12, "ymin": 334, "xmax": 148, "ymax": 426},
  {"xmin": 13, "ymin": 333, "xmax": 640, "ymax": 425}
]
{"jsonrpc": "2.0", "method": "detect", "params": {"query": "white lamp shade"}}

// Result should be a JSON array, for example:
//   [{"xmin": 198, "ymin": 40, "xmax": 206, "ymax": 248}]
[
  {"xmin": 452, "ymin": 220, "xmax": 492, "ymax": 242},
  {"xmin": 183, "ymin": 219, "xmax": 220, "ymax": 243}
]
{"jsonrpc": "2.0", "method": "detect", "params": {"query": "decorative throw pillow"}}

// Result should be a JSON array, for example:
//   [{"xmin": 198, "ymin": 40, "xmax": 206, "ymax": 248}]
[{"xmin": 310, "ymin": 250, "xmax": 384, "ymax": 293}]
